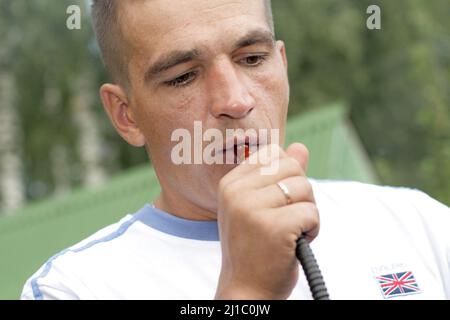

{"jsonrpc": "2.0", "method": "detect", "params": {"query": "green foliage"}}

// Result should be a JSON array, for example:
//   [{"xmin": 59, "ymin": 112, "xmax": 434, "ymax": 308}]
[
  {"xmin": 1, "ymin": 0, "xmax": 148, "ymax": 204},
  {"xmin": 273, "ymin": 0, "xmax": 450, "ymax": 205}
]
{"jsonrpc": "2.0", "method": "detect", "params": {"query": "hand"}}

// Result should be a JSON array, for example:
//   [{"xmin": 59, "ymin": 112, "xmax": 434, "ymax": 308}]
[{"xmin": 215, "ymin": 143, "xmax": 319, "ymax": 300}]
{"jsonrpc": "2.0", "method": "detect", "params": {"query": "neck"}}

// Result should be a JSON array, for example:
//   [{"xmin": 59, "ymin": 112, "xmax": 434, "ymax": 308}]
[{"xmin": 153, "ymin": 189, "xmax": 217, "ymax": 222}]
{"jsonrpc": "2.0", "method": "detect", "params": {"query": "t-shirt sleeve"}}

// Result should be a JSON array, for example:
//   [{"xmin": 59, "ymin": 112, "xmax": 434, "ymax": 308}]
[
  {"xmin": 408, "ymin": 189, "xmax": 450, "ymax": 291},
  {"xmin": 20, "ymin": 259, "xmax": 81, "ymax": 300},
  {"xmin": 414, "ymin": 191, "xmax": 450, "ymax": 258}
]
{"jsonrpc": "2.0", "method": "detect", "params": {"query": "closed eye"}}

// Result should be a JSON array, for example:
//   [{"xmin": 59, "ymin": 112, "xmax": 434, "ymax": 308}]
[{"xmin": 165, "ymin": 71, "xmax": 198, "ymax": 88}]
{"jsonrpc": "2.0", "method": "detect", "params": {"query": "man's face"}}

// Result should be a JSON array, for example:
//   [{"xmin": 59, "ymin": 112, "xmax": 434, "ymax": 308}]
[{"xmin": 120, "ymin": 0, "xmax": 289, "ymax": 214}]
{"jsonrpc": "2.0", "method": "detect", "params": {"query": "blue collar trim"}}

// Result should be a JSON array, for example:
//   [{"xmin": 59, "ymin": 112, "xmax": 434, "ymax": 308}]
[{"xmin": 134, "ymin": 204, "xmax": 219, "ymax": 241}]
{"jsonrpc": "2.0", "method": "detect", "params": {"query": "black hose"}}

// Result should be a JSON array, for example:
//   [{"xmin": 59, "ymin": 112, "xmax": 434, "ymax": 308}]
[{"xmin": 296, "ymin": 237, "xmax": 330, "ymax": 300}]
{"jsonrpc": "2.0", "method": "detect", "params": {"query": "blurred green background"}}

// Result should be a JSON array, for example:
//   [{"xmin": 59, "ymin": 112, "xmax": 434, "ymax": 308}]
[{"xmin": 0, "ymin": 0, "xmax": 449, "ymax": 296}]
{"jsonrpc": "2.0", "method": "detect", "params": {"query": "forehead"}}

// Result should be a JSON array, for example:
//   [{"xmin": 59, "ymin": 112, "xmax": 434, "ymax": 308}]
[{"xmin": 119, "ymin": 0, "xmax": 269, "ymax": 57}]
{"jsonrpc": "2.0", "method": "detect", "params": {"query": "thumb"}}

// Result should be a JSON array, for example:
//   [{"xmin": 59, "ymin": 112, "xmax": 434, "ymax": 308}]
[{"xmin": 285, "ymin": 143, "xmax": 309, "ymax": 173}]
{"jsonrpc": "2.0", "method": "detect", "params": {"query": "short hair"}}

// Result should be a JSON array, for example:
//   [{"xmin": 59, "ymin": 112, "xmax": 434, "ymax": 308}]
[
  {"xmin": 91, "ymin": 0, "xmax": 274, "ymax": 87},
  {"xmin": 91, "ymin": 0, "xmax": 128, "ymax": 87}
]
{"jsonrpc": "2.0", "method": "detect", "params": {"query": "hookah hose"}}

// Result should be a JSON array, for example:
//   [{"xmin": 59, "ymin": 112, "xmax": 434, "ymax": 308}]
[{"xmin": 296, "ymin": 237, "xmax": 330, "ymax": 300}]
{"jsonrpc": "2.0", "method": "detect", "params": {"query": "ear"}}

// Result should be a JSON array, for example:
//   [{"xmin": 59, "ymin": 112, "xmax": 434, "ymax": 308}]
[
  {"xmin": 99, "ymin": 84, "xmax": 146, "ymax": 147},
  {"xmin": 276, "ymin": 40, "xmax": 288, "ymax": 71}
]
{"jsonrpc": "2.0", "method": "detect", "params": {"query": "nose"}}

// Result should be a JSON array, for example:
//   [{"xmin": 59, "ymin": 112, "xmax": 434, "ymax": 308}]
[{"xmin": 207, "ymin": 59, "xmax": 255, "ymax": 119}]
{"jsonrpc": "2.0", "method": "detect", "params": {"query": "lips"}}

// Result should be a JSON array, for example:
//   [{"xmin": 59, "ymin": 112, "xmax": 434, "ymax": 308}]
[
  {"xmin": 216, "ymin": 134, "xmax": 265, "ymax": 165},
  {"xmin": 220, "ymin": 135, "xmax": 260, "ymax": 155}
]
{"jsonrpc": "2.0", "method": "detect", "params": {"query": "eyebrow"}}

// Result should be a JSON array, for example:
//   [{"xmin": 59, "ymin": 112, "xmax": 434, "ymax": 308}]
[
  {"xmin": 144, "ymin": 49, "xmax": 200, "ymax": 82},
  {"xmin": 144, "ymin": 29, "xmax": 275, "ymax": 83},
  {"xmin": 231, "ymin": 29, "xmax": 276, "ymax": 52}
]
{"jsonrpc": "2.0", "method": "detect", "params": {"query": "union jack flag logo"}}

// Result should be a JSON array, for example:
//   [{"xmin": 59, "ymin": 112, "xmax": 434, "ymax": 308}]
[{"xmin": 376, "ymin": 271, "xmax": 421, "ymax": 298}]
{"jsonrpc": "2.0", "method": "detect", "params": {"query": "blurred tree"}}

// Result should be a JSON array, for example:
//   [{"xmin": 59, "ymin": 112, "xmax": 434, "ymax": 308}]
[
  {"xmin": 0, "ymin": 1, "xmax": 25, "ymax": 213},
  {"xmin": 273, "ymin": 0, "xmax": 450, "ymax": 205},
  {"xmin": 71, "ymin": 65, "xmax": 106, "ymax": 188},
  {"xmin": 351, "ymin": 0, "xmax": 450, "ymax": 204}
]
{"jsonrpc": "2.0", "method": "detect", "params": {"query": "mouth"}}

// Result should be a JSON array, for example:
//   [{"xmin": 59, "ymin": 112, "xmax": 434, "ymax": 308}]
[{"xmin": 218, "ymin": 135, "xmax": 262, "ymax": 164}]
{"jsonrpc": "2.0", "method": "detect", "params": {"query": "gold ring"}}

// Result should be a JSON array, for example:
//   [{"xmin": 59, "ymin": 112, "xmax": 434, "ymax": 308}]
[{"xmin": 276, "ymin": 181, "xmax": 292, "ymax": 205}]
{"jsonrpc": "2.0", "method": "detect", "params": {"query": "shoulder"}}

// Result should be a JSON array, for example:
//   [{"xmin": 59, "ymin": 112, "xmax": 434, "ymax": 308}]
[
  {"xmin": 21, "ymin": 214, "xmax": 138, "ymax": 300},
  {"xmin": 310, "ymin": 178, "xmax": 443, "ymax": 206},
  {"xmin": 310, "ymin": 178, "xmax": 450, "ymax": 231}
]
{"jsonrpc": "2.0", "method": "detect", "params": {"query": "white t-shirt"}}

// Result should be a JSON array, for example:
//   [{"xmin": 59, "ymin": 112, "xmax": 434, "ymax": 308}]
[{"xmin": 21, "ymin": 180, "xmax": 450, "ymax": 300}]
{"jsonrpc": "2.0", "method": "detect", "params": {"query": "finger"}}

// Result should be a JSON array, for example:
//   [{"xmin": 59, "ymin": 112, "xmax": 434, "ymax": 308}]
[
  {"xmin": 285, "ymin": 143, "xmax": 309, "ymax": 173},
  {"xmin": 254, "ymin": 176, "xmax": 315, "ymax": 208},
  {"xmin": 233, "ymin": 156, "xmax": 305, "ymax": 190},
  {"xmin": 271, "ymin": 202, "xmax": 320, "ymax": 243},
  {"xmin": 221, "ymin": 144, "xmax": 287, "ymax": 185}
]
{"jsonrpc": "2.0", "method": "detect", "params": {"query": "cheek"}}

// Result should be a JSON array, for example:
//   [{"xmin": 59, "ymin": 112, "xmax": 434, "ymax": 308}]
[
  {"xmin": 173, "ymin": 92, "xmax": 202, "ymax": 119},
  {"xmin": 252, "ymin": 63, "xmax": 289, "ymax": 118},
  {"xmin": 267, "ymin": 58, "xmax": 289, "ymax": 103},
  {"xmin": 135, "ymin": 91, "xmax": 206, "ymax": 148},
  {"xmin": 153, "ymin": 87, "xmax": 204, "ymax": 118}
]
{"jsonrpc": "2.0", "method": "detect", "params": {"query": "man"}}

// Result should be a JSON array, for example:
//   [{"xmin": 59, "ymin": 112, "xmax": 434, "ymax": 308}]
[{"xmin": 22, "ymin": 0, "xmax": 449, "ymax": 300}]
